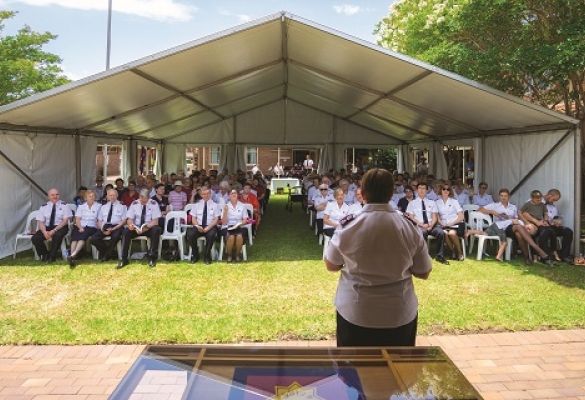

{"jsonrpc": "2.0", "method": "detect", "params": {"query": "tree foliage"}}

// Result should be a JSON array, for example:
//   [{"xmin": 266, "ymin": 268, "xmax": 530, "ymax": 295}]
[
  {"xmin": 0, "ymin": 10, "xmax": 69, "ymax": 105},
  {"xmin": 375, "ymin": 0, "xmax": 585, "ymax": 123}
]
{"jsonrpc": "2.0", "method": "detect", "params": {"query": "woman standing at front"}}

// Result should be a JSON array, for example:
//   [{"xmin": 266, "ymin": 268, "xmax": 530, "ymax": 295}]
[{"xmin": 324, "ymin": 168, "xmax": 432, "ymax": 346}]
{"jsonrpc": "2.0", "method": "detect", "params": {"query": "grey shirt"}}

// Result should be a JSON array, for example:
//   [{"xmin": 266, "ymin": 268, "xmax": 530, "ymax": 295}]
[{"xmin": 325, "ymin": 203, "xmax": 432, "ymax": 329}]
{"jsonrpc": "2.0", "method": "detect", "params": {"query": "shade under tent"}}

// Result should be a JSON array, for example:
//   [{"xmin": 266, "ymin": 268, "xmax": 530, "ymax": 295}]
[{"xmin": 0, "ymin": 11, "xmax": 580, "ymax": 259}]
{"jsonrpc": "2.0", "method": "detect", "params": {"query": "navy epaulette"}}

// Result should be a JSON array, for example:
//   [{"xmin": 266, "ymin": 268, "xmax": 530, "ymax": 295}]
[{"xmin": 340, "ymin": 214, "xmax": 356, "ymax": 227}]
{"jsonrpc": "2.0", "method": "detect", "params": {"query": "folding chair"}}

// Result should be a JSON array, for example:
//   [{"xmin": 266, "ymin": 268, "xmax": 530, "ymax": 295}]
[
  {"xmin": 286, "ymin": 186, "xmax": 304, "ymax": 211},
  {"xmin": 13, "ymin": 210, "xmax": 39, "ymax": 259}
]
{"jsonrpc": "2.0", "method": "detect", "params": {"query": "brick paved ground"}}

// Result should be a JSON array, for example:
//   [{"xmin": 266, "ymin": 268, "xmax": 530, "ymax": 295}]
[{"xmin": 1, "ymin": 329, "xmax": 584, "ymax": 400}]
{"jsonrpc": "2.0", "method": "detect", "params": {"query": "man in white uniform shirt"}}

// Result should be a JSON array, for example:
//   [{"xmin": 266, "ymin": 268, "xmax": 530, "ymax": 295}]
[
  {"xmin": 347, "ymin": 188, "xmax": 365, "ymax": 216},
  {"xmin": 118, "ymin": 189, "xmax": 162, "ymax": 268},
  {"xmin": 313, "ymin": 184, "xmax": 334, "ymax": 236},
  {"xmin": 32, "ymin": 188, "xmax": 73, "ymax": 262},
  {"xmin": 454, "ymin": 184, "xmax": 470, "ymax": 206},
  {"xmin": 90, "ymin": 189, "xmax": 127, "ymax": 262},
  {"xmin": 302, "ymin": 154, "xmax": 314, "ymax": 172},
  {"xmin": 406, "ymin": 183, "xmax": 449, "ymax": 264},
  {"xmin": 324, "ymin": 168, "xmax": 432, "ymax": 346},
  {"xmin": 473, "ymin": 182, "xmax": 494, "ymax": 206},
  {"xmin": 186, "ymin": 186, "xmax": 219, "ymax": 264}
]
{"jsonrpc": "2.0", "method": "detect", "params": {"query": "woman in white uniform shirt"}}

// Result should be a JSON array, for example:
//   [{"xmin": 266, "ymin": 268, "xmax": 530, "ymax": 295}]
[
  {"xmin": 323, "ymin": 189, "xmax": 350, "ymax": 237},
  {"xmin": 324, "ymin": 169, "xmax": 432, "ymax": 347},
  {"xmin": 435, "ymin": 184, "xmax": 465, "ymax": 261},
  {"xmin": 347, "ymin": 188, "xmax": 364, "ymax": 216},
  {"xmin": 221, "ymin": 189, "xmax": 248, "ymax": 263},
  {"xmin": 68, "ymin": 191, "xmax": 101, "ymax": 267}
]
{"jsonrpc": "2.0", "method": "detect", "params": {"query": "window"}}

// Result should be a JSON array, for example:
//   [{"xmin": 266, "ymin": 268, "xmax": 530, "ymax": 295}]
[
  {"xmin": 210, "ymin": 146, "xmax": 220, "ymax": 165},
  {"xmin": 96, "ymin": 144, "xmax": 122, "ymax": 183},
  {"xmin": 246, "ymin": 147, "xmax": 258, "ymax": 165}
]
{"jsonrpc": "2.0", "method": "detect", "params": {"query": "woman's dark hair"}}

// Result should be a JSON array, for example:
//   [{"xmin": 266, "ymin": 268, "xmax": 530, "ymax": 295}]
[
  {"xmin": 155, "ymin": 183, "xmax": 165, "ymax": 190},
  {"xmin": 362, "ymin": 168, "xmax": 394, "ymax": 203}
]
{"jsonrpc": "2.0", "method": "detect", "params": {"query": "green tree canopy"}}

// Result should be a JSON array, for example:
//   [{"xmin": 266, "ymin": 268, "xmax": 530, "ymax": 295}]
[
  {"xmin": 375, "ymin": 0, "xmax": 585, "ymax": 124},
  {"xmin": 0, "ymin": 10, "xmax": 69, "ymax": 106}
]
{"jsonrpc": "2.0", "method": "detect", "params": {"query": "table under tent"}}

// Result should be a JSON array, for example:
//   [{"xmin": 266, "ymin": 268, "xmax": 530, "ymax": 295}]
[{"xmin": 0, "ymin": 12, "xmax": 580, "ymax": 259}]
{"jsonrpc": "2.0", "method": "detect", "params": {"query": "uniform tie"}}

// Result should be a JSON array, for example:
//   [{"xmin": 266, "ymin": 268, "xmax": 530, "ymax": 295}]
[
  {"xmin": 202, "ymin": 201, "xmax": 208, "ymax": 227},
  {"xmin": 140, "ymin": 204, "xmax": 146, "ymax": 226},
  {"xmin": 49, "ymin": 203, "xmax": 56, "ymax": 227},
  {"xmin": 421, "ymin": 200, "xmax": 429, "ymax": 225},
  {"xmin": 107, "ymin": 203, "xmax": 113, "ymax": 223}
]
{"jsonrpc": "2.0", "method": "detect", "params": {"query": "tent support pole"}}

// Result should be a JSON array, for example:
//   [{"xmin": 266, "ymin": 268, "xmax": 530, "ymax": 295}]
[
  {"xmin": 75, "ymin": 132, "xmax": 81, "ymax": 188},
  {"xmin": 574, "ymin": 126, "xmax": 582, "ymax": 255},
  {"xmin": 510, "ymin": 129, "xmax": 573, "ymax": 196},
  {"xmin": 0, "ymin": 148, "xmax": 46, "ymax": 196}
]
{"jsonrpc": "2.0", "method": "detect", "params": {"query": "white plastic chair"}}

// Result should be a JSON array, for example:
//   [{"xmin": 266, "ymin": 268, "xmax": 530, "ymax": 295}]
[
  {"xmin": 184, "ymin": 203, "xmax": 196, "ymax": 214},
  {"xmin": 217, "ymin": 232, "xmax": 247, "ymax": 261},
  {"xmin": 242, "ymin": 203, "xmax": 254, "ymax": 246},
  {"xmin": 322, "ymin": 235, "xmax": 331, "ymax": 257},
  {"xmin": 158, "ymin": 211, "xmax": 187, "ymax": 260},
  {"xmin": 462, "ymin": 204, "xmax": 479, "ymax": 228},
  {"xmin": 468, "ymin": 211, "xmax": 513, "ymax": 260},
  {"xmin": 67, "ymin": 203, "xmax": 78, "ymax": 215},
  {"xmin": 13, "ymin": 210, "xmax": 39, "ymax": 259}
]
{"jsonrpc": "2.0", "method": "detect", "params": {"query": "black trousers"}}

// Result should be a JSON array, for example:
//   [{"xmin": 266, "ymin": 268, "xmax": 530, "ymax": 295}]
[
  {"xmin": 323, "ymin": 228, "xmax": 335, "ymax": 237},
  {"xmin": 549, "ymin": 226, "xmax": 573, "ymax": 258},
  {"xmin": 535, "ymin": 226, "xmax": 555, "ymax": 256},
  {"xmin": 336, "ymin": 311, "xmax": 418, "ymax": 347},
  {"xmin": 90, "ymin": 228, "xmax": 123, "ymax": 259},
  {"xmin": 422, "ymin": 226, "xmax": 446, "ymax": 258},
  {"xmin": 32, "ymin": 225, "xmax": 69, "ymax": 261},
  {"xmin": 120, "ymin": 226, "xmax": 162, "ymax": 261},
  {"xmin": 185, "ymin": 226, "xmax": 217, "ymax": 259}
]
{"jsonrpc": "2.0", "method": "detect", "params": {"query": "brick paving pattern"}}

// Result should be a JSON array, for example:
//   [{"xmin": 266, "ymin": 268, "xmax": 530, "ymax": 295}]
[{"xmin": 1, "ymin": 329, "xmax": 584, "ymax": 400}]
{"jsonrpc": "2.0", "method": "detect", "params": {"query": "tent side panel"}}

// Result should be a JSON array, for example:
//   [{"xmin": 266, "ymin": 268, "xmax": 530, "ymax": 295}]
[
  {"xmin": 484, "ymin": 130, "xmax": 575, "ymax": 230},
  {"xmin": 0, "ymin": 133, "xmax": 34, "ymax": 258}
]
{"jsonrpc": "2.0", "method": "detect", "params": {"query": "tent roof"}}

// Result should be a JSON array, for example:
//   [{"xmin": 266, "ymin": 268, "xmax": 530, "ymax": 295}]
[{"xmin": 0, "ymin": 11, "xmax": 578, "ymax": 144}]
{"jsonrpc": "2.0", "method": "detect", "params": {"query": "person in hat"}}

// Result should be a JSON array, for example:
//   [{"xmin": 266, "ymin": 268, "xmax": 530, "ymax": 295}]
[{"xmin": 168, "ymin": 180, "xmax": 188, "ymax": 211}]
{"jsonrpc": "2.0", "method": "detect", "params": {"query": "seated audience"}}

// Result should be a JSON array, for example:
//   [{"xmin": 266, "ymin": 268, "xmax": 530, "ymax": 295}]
[
  {"xmin": 544, "ymin": 189, "xmax": 573, "ymax": 263},
  {"xmin": 67, "ymin": 190, "xmax": 101, "ymax": 267},
  {"xmin": 100, "ymin": 184, "xmax": 114, "ymax": 205},
  {"xmin": 473, "ymin": 182, "xmax": 494, "ymax": 206},
  {"xmin": 454, "ymin": 183, "xmax": 470, "ymax": 206},
  {"xmin": 347, "ymin": 187, "xmax": 364, "ymax": 216},
  {"xmin": 118, "ymin": 189, "xmax": 162, "ymax": 268},
  {"xmin": 73, "ymin": 186, "xmax": 88, "ymax": 207},
  {"xmin": 323, "ymin": 188, "xmax": 349, "ymax": 237},
  {"xmin": 314, "ymin": 183, "xmax": 333, "ymax": 235},
  {"xmin": 435, "ymin": 184, "xmax": 465, "ymax": 260},
  {"xmin": 168, "ymin": 180, "xmax": 188, "ymax": 211},
  {"xmin": 397, "ymin": 186, "xmax": 414, "ymax": 213},
  {"xmin": 90, "ymin": 189, "xmax": 126, "ymax": 261},
  {"xmin": 94, "ymin": 176, "xmax": 105, "ymax": 201},
  {"xmin": 151, "ymin": 183, "xmax": 170, "ymax": 229},
  {"xmin": 186, "ymin": 186, "xmax": 219, "ymax": 264},
  {"xmin": 221, "ymin": 189, "xmax": 248, "ymax": 263},
  {"xmin": 406, "ymin": 182, "xmax": 449, "ymax": 264},
  {"xmin": 115, "ymin": 178, "xmax": 127, "ymax": 199},
  {"xmin": 520, "ymin": 190, "xmax": 555, "ymax": 263},
  {"xmin": 121, "ymin": 181, "xmax": 139, "ymax": 207},
  {"xmin": 32, "ymin": 188, "xmax": 72, "ymax": 263}
]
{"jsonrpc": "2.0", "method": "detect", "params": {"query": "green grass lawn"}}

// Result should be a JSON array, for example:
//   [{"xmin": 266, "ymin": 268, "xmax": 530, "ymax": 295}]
[{"xmin": 1, "ymin": 195, "xmax": 585, "ymax": 345}]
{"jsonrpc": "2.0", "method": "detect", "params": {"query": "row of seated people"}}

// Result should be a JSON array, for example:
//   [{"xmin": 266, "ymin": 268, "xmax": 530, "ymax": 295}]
[
  {"xmin": 31, "ymin": 184, "xmax": 256, "ymax": 268},
  {"xmin": 306, "ymin": 173, "xmax": 573, "ymax": 266}
]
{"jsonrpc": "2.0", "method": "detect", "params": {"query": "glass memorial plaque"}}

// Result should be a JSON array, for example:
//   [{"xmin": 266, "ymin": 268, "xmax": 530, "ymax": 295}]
[{"xmin": 110, "ymin": 346, "xmax": 483, "ymax": 400}]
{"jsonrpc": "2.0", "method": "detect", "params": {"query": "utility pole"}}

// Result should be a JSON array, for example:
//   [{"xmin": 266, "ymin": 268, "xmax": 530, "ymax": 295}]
[{"xmin": 106, "ymin": 0, "xmax": 113, "ymax": 70}]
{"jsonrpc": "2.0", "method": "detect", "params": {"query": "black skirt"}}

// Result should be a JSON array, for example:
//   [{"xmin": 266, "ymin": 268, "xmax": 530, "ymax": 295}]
[{"xmin": 71, "ymin": 226, "xmax": 98, "ymax": 241}]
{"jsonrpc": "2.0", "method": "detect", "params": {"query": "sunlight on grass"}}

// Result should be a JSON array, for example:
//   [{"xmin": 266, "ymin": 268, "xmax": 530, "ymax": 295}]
[{"xmin": 1, "ymin": 195, "xmax": 584, "ymax": 344}]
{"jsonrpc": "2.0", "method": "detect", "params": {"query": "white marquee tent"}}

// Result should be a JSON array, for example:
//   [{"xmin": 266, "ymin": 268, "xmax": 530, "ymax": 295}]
[{"xmin": 0, "ymin": 12, "xmax": 581, "ymax": 258}]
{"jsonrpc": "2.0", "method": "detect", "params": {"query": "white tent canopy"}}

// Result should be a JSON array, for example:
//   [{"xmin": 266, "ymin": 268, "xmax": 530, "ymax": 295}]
[{"xmin": 0, "ymin": 11, "xmax": 581, "ymax": 258}]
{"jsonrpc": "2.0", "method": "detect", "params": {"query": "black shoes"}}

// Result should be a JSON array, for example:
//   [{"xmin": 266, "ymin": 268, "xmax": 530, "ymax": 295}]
[
  {"xmin": 204, "ymin": 257, "xmax": 212, "ymax": 265},
  {"xmin": 435, "ymin": 255, "xmax": 450, "ymax": 265},
  {"xmin": 190, "ymin": 254, "xmax": 199, "ymax": 264},
  {"xmin": 148, "ymin": 257, "xmax": 156, "ymax": 268},
  {"xmin": 67, "ymin": 255, "xmax": 76, "ymax": 269},
  {"xmin": 117, "ymin": 259, "xmax": 129, "ymax": 269}
]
